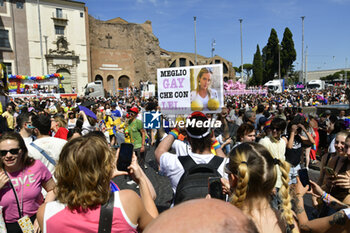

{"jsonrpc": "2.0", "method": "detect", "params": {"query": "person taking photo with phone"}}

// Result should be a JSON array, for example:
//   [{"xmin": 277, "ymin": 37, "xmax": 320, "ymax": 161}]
[{"xmin": 37, "ymin": 135, "xmax": 158, "ymax": 232}]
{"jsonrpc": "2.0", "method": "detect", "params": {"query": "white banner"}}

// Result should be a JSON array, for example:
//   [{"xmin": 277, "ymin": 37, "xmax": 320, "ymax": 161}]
[
  {"xmin": 157, "ymin": 64, "xmax": 223, "ymax": 114},
  {"xmin": 21, "ymin": 78, "xmax": 59, "ymax": 86}
]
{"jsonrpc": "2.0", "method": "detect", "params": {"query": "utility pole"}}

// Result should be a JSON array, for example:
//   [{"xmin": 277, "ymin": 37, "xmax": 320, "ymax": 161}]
[
  {"xmin": 301, "ymin": 16, "xmax": 305, "ymax": 83},
  {"xmin": 239, "ymin": 19, "xmax": 243, "ymax": 83},
  {"xmin": 10, "ymin": 2, "xmax": 18, "ymax": 74},
  {"xmin": 278, "ymin": 44, "xmax": 281, "ymax": 78},
  {"xmin": 346, "ymin": 58, "xmax": 348, "ymax": 87},
  {"xmin": 305, "ymin": 46, "xmax": 308, "ymax": 83},
  {"xmin": 211, "ymin": 39, "xmax": 216, "ymax": 58},
  {"xmin": 37, "ymin": 0, "xmax": 44, "ymax": 75},
  {"xmin": 194, "ymin": 16, "xmax": 197, "ymax": 65},
  {"xmin": 44, "ymin": 35, "xmax": 48, "ymax": 74}
]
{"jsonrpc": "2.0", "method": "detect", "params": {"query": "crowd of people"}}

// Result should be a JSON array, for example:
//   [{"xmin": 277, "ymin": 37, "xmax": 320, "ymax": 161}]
[{"xmin": 0, "ymin": 85, "xmax": 349, "ymax": 233}]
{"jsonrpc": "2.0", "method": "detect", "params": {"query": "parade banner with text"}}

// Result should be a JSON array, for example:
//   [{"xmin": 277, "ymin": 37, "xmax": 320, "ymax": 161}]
[{"xmin": 157, "ymin": 64, "xmax": 223, "ymax": 114}]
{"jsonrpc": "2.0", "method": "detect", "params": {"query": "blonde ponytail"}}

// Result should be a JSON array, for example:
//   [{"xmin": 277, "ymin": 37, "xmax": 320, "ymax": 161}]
[
  {"xmin": 279, "ymin": 160, "xmax": 298, "ymax": 233},
  {"xmin": 230, "ymin": 160, "xmax": 250, "ymax": 208}
]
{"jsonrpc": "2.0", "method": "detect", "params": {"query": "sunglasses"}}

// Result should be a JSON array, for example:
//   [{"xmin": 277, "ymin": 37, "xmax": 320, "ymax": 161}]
[{"xmin": 0, "ymin": 148, "xmax": 21, "ymax": 157}]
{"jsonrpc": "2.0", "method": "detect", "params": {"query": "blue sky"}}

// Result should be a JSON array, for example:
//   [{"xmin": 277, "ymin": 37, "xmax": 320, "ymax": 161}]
[{"xmin": 84, "ymin": 0, "xmax": 350, "ymax": 72}]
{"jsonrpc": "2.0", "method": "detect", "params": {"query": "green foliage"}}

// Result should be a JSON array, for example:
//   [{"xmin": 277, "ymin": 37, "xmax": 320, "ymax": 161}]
[
  {"xmin": 238, "ymin": 63, "xmax": 253, "ymax": 78},
  {"xmin": 264, "ymin": 29, "xmax": 280, "ymax": 82},
  {"xmin": 251, "ymin": 45, "xmax": 263, "ymax": 86},
  {"xmin": 280, "ymin": 27, "xmax": 296, "ymax": 77},
  {"xmin": 233, "ymin": 66, "xmax": 240, "ymax": 74},
  {"xmin": 320, "ymin": 70, "xmax": 349, "ymax": 81}
]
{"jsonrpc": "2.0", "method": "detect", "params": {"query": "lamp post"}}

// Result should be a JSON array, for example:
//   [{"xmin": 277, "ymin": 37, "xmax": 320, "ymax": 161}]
[
  {"xmin": 239, "ymin": 19, "xmax": 243, "ymax": 83},
  {"xmin": 37, "ymin": 0, "xmax": 44, "ymax": 75},
  {"xmin": 301, "ymin": 16, "xmax": 305, "ymax": 83},
  {"xmin": 346, "ymin": 57, "xmax": 348, "ymax": 87},
  {"xmin": 194, "ymin": 16, "xmax": 197, "ymax": 65},
  {"xmin": 211, "ymin": 39, "xmax": 216, "ymax": 58}
]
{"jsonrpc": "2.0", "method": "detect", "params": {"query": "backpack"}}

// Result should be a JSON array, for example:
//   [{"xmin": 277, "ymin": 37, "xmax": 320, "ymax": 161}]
[{"xmin": 173, "ymin": 155, "xmax": 224, "ymax": 205}]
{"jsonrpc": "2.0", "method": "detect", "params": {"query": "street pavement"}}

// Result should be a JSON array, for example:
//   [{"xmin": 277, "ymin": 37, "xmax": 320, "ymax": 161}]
[{"xmin": 113, "ymin": 145, "xmax": 321, "ymax": 217}]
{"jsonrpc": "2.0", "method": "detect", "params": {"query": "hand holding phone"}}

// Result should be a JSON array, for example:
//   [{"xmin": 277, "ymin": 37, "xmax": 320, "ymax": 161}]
[
  {"xmin": 324, "ymin": 166, "xmax": 337, "ymax": 177},
  {"xmin": 298, "ymin": 168, "xmax": 310, "ymax": 187},
  {"xmin": 208, "ymin": 177, "xmax": 225, "ymax": 200},
  {"xmin": 117, "ymin": 143, "xmax": 134, "ymax": 171}
]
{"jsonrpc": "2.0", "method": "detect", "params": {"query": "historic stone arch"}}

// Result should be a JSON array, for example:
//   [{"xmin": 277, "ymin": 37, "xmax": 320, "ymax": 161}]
[
  {"xmin": 107, "ymin": 75, "xmax": 116, "ymax": 95},
  {"xmin": 95, "ymin": 75, "xmax": 103, "ymax": 81},
  {"xmin": 57, "ymin": 68, "xmax": 71, "ymax": 92},
  {"xmin": 118, "ymin": 75, "xmax": 130, "ymax": 89}
]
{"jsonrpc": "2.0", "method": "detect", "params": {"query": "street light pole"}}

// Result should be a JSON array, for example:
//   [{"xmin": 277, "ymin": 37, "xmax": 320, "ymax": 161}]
[
  {"xmin": 211, "ymin": 39, "xmax": 216, "ymax": 58},
  {"xmin": 278, "ymin": 44, "xmax": 281, "ymax": 78},
  {"xmin": 346, "ymin": 57, "xmax": 348, "ymax": 87},
  {"xmin": 194, "ymin": 16, "xmax": 197, "ymax": 65},
  {"xmin": 239, "ymin": 19, "xmax": 243, "ymax": 83},
  {"xmin": 37, "ymin": 0, "xmax": 44, "ymax": 75},
  {"xmin": 301, "ymin": 16, "xmax": 305, "ymax": 83}
]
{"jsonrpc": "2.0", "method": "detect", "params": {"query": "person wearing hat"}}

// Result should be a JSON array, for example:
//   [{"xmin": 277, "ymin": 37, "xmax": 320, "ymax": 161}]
[
  {"xmin": 127, "ymin": 106, "xmax": 146, "ymax": 168},
  {"xmin": 155, "ymin": 112, "xmax": 226, "ymax": 194}
]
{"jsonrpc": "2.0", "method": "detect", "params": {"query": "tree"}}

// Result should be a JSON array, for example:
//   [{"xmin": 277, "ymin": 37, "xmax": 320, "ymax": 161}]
[
  {"xmin": 251, "ymin": 45, "xmax": 263, "ymax": 86},
  {"xmin": 281, "ymin": 27, "xmax": 296, "ymax": 77},
  {"xmin": 320, "ymin": 70, "xmax": 348, "ymax": 81},
  {"xmin": 265, "ymin": 29, "xmax": 280, "ymax": 82},
  {"xmin": 233, "ymin": 66, "xmax": 240, "ymax": 77},
  {"xmin": 238, "ymin": 64, "xmax": 253, "ymax": 79}
]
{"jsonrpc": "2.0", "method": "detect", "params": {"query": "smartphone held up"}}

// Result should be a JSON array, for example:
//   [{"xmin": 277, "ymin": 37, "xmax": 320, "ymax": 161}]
[
  {"xmin": 117, "ymin": 143, "xmax": 134, "ymax": 171},
  {"xmin": 208, "ymin": 177, "xmax": 225, "ymax": 200},
  {"xmin": 298, "ymin": 168, "xmax": 310, "ymax": 187}
]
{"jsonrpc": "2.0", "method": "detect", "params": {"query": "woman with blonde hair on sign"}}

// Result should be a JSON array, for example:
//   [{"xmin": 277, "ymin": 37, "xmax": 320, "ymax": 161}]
[
  {"xmin": 225, "ymin": 142, "xmax": 299, "ymax": 233},
  {"xmin": 37, "ymin": 135, "xmax": 158, "ymax": 233},
  {"xmin": 190, "ymin": 67, "xmax": 219, "ymax": 112}
]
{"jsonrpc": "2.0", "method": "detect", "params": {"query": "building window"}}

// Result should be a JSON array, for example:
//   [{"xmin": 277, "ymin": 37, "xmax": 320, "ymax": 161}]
[
  {"xmin": 16, "ymin": 1, "xmax": 24, "ymax": 9},
  {"xmin": 3, "ymin": 63, "xmax": 12, "ymax": 75},
  {"xmin": 189, "ymin": 61, "xmax": 194, "ymax": 66},
  {"xmin": 169, "ymin": 61, "xmax": 176, "ymax": 67},
  {"xmin": 179, "ymin": 58, "xmax": 186, "ymax": 67},
  {"xmin": 80, "ymin": 12, "xmax": 83, "ymax": 18},
  {"xmin": 56, "ymin": 8, "xmax": 62, "ymax": 18},
  {"xmin": 215, "ymin": 59, "xmax": 220, "ymax": 64},
  {"xmin": 55, "ymin": 25, "xmax": 65, "ymax": 35},
  {"xmin": 0, "ymin": 29, "xmax": 11, "ymax": 48},
  {"xmin": 0, "ymin": 0, "xmax": 4, "ymax": 7},
  {"xmin": 223, "ymin": 63, "xmax": 228, "ymax": 73}
]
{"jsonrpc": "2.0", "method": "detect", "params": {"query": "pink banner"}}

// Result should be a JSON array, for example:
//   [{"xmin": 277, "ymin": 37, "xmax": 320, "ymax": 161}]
[{"xmin": 224, "ymin": 90, "xmax": 268, "ymax": 96}]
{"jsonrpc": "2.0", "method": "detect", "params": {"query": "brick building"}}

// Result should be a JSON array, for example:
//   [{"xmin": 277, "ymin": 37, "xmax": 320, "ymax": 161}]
[{"xmin": 89, "ymin": 16, "xmax": 235, "ymax": 95}]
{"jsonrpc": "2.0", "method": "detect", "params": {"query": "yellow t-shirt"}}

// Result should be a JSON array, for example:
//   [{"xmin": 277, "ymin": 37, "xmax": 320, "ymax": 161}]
[
  {"xmin": 119, "ymin": 122, "xmax": 131, "ymax": 143},
  {"xmin": 2, "ymin": 111, "xmax": 14, "ymax": 129},
  {"xmin": 104, "ymin": 116, "xmax": 114, "ymax": 136}
]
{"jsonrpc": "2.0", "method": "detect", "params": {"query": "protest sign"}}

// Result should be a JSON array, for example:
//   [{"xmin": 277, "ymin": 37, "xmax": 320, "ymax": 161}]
[{"xmin": 157, "ymin": 64, "xmax": 223, "ymax": 114}]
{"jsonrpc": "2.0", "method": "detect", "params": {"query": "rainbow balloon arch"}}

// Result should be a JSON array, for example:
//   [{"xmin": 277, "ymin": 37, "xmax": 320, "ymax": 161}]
[{"xmin": 7, "ymin": 73, "xmax": 64, "ymax": 94}]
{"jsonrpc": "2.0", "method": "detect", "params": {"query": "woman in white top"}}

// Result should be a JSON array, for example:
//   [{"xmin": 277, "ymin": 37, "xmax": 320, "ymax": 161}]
[
  {"xmin": 65, "ymin": 111, "xmax": 77, "ymax": 130},
  {"xmin": 191, "ymin": 67, "xmax": 218, "ymax": 112},
  {"xmin": 79, "ymin": 110, "xmax": 97, "ymax": 136}
]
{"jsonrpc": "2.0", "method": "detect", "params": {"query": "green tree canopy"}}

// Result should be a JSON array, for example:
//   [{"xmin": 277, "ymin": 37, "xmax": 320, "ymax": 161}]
[
  {"xmin": 264, "ymin": 28, "xmax": 280, "ymax": 82},
  {"xmin": 251, "ymin": 45, "xmax": 263, "ymax": 86},
  {"xmin": 238, "ymin": 63, "xmax": 253, "ymax": 78},
  {"xmin": 281, "ymin": 27, "xmax": 296, "ymax": 77}
]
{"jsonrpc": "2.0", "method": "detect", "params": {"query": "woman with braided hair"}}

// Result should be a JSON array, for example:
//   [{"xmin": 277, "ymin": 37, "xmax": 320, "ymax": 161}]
[{"xmin": 225, "ymin": 142, "xmax": 299, "ymax": 233}]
